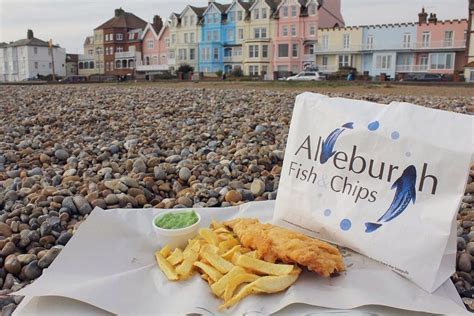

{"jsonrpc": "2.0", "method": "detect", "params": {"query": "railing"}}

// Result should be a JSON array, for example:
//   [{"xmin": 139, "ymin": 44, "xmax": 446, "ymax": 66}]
[
  {"xmin": 360, "ymin": 40, "xmax": 466, "ymax": 50},
  {"xmin": 315, "ymin": 44, "xmax": 363, "ymax": 52},
  {"xmin": 414, "ymin": 40, "xmax": 466, "ymax": 49},
  {"xmin": 318, "ymin": 65, "xmax": 338, "ymax": 73},
  {"xmin": 115, "ymin": 51, "xmax": 139, "ymax": 59},
  {"xmin": 303, "ymin": 54, "xmax": 315, "ymax": 61},
  {"xmin": 395, "ymin": 64, "xmax": 429, "ymax": 72},
  {"xmin": 224, "ymin": 56, "xmax": 243, "ymax": 62},
  {"xmin": 79, "ymin": 54, "xmax": 95, "ymax": 61},
  {"xmin": 136, "ymin": 64, "xmax": 169, "ymax": 71}
]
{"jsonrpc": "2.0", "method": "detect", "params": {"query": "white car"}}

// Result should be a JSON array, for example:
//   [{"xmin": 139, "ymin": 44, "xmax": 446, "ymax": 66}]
[{"xmin": 286, "ymin": 71, "xmax": 323, "ymax": 81}]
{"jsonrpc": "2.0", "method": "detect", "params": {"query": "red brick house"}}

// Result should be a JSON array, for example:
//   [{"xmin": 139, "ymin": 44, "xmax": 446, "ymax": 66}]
[{"xmin": 95, "ymin": 8, "xmax": 147, "ymax": 76}]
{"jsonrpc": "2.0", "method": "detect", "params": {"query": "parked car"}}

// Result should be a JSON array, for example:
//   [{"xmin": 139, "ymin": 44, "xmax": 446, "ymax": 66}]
[
  {"xmin": 405, "ymin": 73, "xmax": 448, "ymax": 82},
  {"xmin": 286, "ymin": 71, "xmax": 324, "ymax": 81}
]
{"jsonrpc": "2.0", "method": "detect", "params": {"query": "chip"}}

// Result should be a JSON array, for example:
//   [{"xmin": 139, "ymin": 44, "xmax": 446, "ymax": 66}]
[
  {"xmin": 167, "ymin": 248, "xmax": 184, "ymax": 266},
  {"xmin": 223, "ymin": 272, "xmax": 260, "ymax": 302},
  {"xmin": 201, "ymin": 245, "xmax": 234, "ymax": 274},
  {"xmin": 235, "ymin": 254, "xmax": 294, "ymax": 276},
  {"xmin": 199, "ymin": 228, "xmax": 219, "ymax": 246},
  {"xmin": 176, "ymin": 248, "xmax": 199, "ymax": 279},
  {"xmin": 220, "ymin": 283, "xmax": 263, "ymax": 310},
  {"xmin": 155, "ymin": 251, "xmax": 178, "ymax": 281},
  {"xmin": 159, "ymin": 245, "xmax": 171, "ymax": 258},
  {"xmin": 194, "ymin": 261, "xmax": 223, "ymax": 282},
  {"xmin": 210, "ymin": 266, "xmax": 245, "ymax": 297}
]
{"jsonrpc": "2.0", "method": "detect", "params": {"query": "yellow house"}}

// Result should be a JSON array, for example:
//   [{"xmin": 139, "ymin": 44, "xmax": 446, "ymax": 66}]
[
  {"xmin": 315, "ymin": 26, "xmax": 364, "ymax": 74},
  {"xmin": 169, "ymin": 5, "xmax": 205, "ymax": 72},
  {"xmin": 242, "ymin": 0, "xmax": 279, "ymax": 76},
  {"xmin": 93, "ymin": 29, "xmax": 105, "ymax": 74},
  {"xmin": 78, "ymin": 36, "xmax": 97, "ymax": 76}
]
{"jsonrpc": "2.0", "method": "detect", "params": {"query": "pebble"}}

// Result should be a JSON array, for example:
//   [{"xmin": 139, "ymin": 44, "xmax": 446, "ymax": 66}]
[
  {"xmin": 132, "ymin": 158, "xmax": 147, "ymax": 173},
  {"xmin": 38, "ymin": 248, "xmax": 61, "ymax": 268},
  {"xmin": 4, "ymin": 257, "xmax": 21, "ymax": 274},
  {"xmin": 459, "ymin": 253, "xmax": 472, "ymax": 273},
  {"xmin": 225, "ymin": 190, "xmax": 242, "ymax": 203},
  {"xmin": 0, "ymin": 223, "xmax": 12, "ymax": 237},
  {"xmin": 179, "ymin": 168, "xmax": 191, "ymax": 182},
  {"xmin": 250, "ymin": 179, "xmax": 266, "ymax": 196},
  {"xmin": 54, "ymin": 149, "xmax": 69, "ymax": 161},
  {"xmin": 22, "ymin": 260, "xmax": 42, "ymax": 280},
  {"xmin": 73, "ymin": 196, "xmax": 92, "ymax": 215}
]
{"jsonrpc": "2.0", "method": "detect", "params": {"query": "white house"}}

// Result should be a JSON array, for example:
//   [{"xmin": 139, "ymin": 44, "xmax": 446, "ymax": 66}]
[{"xmin": 0, "ymin": 30, "xmax": 66, "ymax": 82}]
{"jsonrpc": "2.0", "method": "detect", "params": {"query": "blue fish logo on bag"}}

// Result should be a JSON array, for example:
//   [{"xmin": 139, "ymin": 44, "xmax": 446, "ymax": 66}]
[{"xmin": 365, "ymin": 165, "xmax": 417, "ymax": 233}]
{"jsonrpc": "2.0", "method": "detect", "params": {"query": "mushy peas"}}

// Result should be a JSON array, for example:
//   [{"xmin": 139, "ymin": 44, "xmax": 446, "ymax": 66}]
[{"xmin": 155, "ymin": 211, "xmax": 199, "ymax": 229}]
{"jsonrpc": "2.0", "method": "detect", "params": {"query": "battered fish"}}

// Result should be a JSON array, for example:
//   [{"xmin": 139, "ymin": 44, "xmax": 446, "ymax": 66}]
[{"xmin": 224, "ymin": 218, "xmax": 345, "ymax": 277}]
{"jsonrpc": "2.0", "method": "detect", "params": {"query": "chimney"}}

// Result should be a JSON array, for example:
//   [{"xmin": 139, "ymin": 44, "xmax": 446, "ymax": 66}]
[
  {"xmin": 115, "ymin": 8, "xmax": 124, "ymax": 17},
  {"xmin": 153, "ymin": 15, "xmax": 163, "ymax": 32},
  {"xmin": 418, "ymin": 7, "xmax": 428, "ymax": 24},
  {"xmin": 428, "ymin": 13, "xmax": 438, "ymax": 23},
  {"xmin": 27, "ymin": 29, "xmax": 34, "ymax": 39}
]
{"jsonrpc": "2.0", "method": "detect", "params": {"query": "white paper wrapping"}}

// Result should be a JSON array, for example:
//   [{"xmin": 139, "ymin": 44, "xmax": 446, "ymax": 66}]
[{"xmin": 13, "ymin": 201, "xmax": 468, "ymax": 315}]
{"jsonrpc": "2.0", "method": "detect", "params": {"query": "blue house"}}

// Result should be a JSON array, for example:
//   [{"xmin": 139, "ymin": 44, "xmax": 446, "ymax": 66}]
[
  {"xmin": 361, "ymin": 23, "xmax": 418, "ymax": 79},
  {"xmin": 199, "ymin": 2, "xmax": 230, "ymax": 74}
]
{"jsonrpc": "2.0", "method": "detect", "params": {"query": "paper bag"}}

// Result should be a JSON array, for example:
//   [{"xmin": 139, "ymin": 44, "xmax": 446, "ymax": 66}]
[{"xmin": 274, "ymin": 93, "xmax": 473, "ymax": 293}]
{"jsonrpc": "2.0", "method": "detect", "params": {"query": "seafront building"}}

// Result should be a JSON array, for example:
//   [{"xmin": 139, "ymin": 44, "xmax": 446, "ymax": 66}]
[
  {"xmin": 0, "ymin": 30, "xmax": 66, "ymax": 82},
  {"xmin": 465, "ymin": 0, "xmax": 474, "ymax": 82},
  {"xmin": 74, "ymin": 2, "xmax": 473, "ymax": 81},
  {"xmin": 315, "ymin": 9, "xmax": 468, "ymax": 79}
]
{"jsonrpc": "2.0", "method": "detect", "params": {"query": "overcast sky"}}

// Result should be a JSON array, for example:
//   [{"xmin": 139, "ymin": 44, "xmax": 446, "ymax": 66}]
[{"xmin": 0, "ymin": 0, "xmax": 469, "ymax": 53}]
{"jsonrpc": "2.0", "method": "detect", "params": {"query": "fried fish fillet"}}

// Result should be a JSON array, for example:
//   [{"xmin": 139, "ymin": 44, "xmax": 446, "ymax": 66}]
[{"xmin": 224, "ymin": 218, "xmax": 345, "ymax": 277}]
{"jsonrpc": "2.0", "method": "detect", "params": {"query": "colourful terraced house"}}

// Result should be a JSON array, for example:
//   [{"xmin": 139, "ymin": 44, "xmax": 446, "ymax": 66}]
[
  {"xmin": 272, "ymin": 0, "xmax": 344, "ymax": 75},
  {"xmin": 199, "ymin": 2, "xmax": 230, "ymax": 73},
  {"xmin": 315, "ymin": 8, "xmax": 468, "ymax": 79}
]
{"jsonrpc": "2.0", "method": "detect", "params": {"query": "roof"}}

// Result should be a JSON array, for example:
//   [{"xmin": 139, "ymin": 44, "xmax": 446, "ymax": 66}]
[
  {"xmin": 189, "ymin": 5, "xmax": 207, "ymax": 17},
  {"xmin": 237, "ymin": 0, "xmax": 252, "ymax": 10},
  {"xmin": 264, "ymin": 0, "xmax": 282, "ymax": 10},
  {"xmin": 8, "ymin": 37, "xmax": 58, "ymax": 48},
  {"xmin": 214, "ymin": 3, "xmax": 231, "ymax": 13},
  {"xmin": 466, "ymin": 61, "xmax": 474, "ymax": 68},
  {"xmin": 95, "ymin": 11, "xmax": 147, "ymax": 30},
  {"xmin": 66, "ymin": 54, "xmax": 79, "ymax": 62},
  {"xmin": 83, "ymin": 36, "xmax": 93, "ymax": 46},
  {"xmin": 0, "ymin": 42, "xmax": 7, "ymax": 48}
]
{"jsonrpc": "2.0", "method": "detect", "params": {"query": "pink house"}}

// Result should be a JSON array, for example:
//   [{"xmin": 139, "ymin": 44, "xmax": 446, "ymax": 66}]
[
  {"xmin": 272, "ymin": 0, "xmax": 343, "ymax": 76},
  {"xmin": 136, "ymin": 16, "xmax": 171, "ymax": 78},
  {"xmin": 415, "ymin": 11, "xmax": 468, "ymax": 74}
]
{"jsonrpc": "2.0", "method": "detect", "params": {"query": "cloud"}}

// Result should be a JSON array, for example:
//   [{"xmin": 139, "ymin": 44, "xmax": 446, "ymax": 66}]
[{"xmin": 0, "ymin": 0, "xmax": 469, "ymax": 53}]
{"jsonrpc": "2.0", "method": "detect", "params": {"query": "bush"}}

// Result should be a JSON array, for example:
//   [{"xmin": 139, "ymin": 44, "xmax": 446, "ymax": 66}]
[
  {"xmin": 154, "ymin": 71, "xmax": 174, "ymax": 80},
  {"xmin": 231, "ymin": 68, "xmax": 243, "ymax": 77},
  {"xmin": 215, "ymin": 70, "xmax": 223, "ymax": 78},
  {"xmin": 177, "ymin": 64, "xmax": 194, "ymax": 74}
]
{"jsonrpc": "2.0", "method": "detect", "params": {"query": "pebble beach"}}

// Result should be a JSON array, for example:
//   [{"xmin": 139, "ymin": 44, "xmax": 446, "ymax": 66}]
[{"xmin": 0, "ymin": 84, "xmax": 473, "ymax": 314}]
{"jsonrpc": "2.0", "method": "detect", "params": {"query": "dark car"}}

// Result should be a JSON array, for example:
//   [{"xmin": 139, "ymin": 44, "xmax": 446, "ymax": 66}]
[
  {"xmin": 406, "ymin": 73, "xmax": 448, "ymax": 82},
  {"xmin": 60, "ymin": 75, "xmax": 88, "ymax": 83}
]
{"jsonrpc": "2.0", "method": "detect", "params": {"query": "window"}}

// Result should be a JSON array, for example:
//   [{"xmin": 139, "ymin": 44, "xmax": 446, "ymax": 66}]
[
  {"xmin": 262, "ymin": 45, "xmax": 268, "ymax": 58},
  {"xmin": 291, "ymin": 5, "xmax": 297, "ymax": 17},
  {"xmin": 254, "ymin": 28, "xmax": 267, "ymax": 39},
  {"xmin": 237, "ymin": 11, "xmax": 243, "ymax": 21},
  {"xmin": 147, "ymin": 40, "xmax": 154, "ymax": 49},
  {"xmin": 262, "ymin": 65, "xmax": 268, "ymax": 75},
  {"xmin": 213, "ymin": 47, "xmax": 219, "ymax": 60},
  {"xmin": 322, "ymin": 35, "xmax": 329, "ymax": 49},
  {"xmin": 420, "ymin": 55, "xmax": 429, "ymax": 67},
  {"xmin": 190, "ymin": 16, "xmax": 195, "ymax": 25},
  {"xmin": 178, "ymin": 48, "xmax": 186, "ymax": 61},
  {"xmin": 309, "ymin": 44, "xmax": 314, "ymax": 54},
  {"xmin": 228, "ymin": 11, "xmax": 234, "ymax": 22},
  {"xmin": 116, "ymin": 33, "xmax": 123, "ymax": 40},
  {"xmin": 207, "ymin": 31, "xmax": 212, "ymax": 41},
  {"xmin": 249, "ymin": 45, "xmax": 259, "ymax": 58},
  {"xmin": 291, "ymin": 25, "xmax": 297, "ymax": 37},
  {"xmin": 261, "ymin": 8, "xmax": 267, "ymax": 19},
  {"xmin": 444, "ymin": 31, "xmax": 453, "ymax": 47},
  {"xmin": 88, "ymin": 49, "xmax": 94, "ymax": 55},
  {"xmin": 201, "ymin": 48, "xmax": 208, "ymax": 60},
  {"xmin": 129, "ymin": 33, "xmax": 135, "ymax": 40},
  {"xmin": 234, "ymin": 47, "xmax": 242, "ymax": 56},
  {"xmin": 292, "ymin": 44, "xmax": 298, "ymax": 57},
  {"xmin": 184, "ymin": 33, "xmax": 189, "ymax": 43},
  {"xmin": 253, "ymin": 9, "xmax": 259, "ymax": 19},
  {"xmin": 165, "ymin": 38, "xmax": 170, "ymax": 47},
  {"xmin": 367, "ymin": 35, "xmax": 374, "ymax": 49},
  {"xmin": 238, "ymin": 29, "xmax": 244, "ymax": 40},
  {"xmin": 309, "ymin": 3, "xmax": 317, "ymax": 15},
  {"xmin": 169, "ymin": 50, "xmax": 175, "ymax": 59},
  {"xmin": 115, "ymin": 60, "xmax": 121, "ymax": 69},
  {"xmin": 430, "ymin": 53, "xmax": 454, "ymax": 69},
  {"xmin": 322, "ymin": 56, "xmax": 328, "ymax": 66},
  {"xmin": 309, "ymin": 25, "xmax": 316, "ymax": 36},
  {"xmin": 278, "ymin": 44, "xmax": 289, "ymax": 57},
  {"xmin": 183, "ymin": 16, "xmax": 188, "ymax": 26},
  {"xmin": 470, "ymin": 70, "xmax": 474, "ymax": 81},
  {"xmin": 34, "ymin": 61, "xmax": 38, "ymax": 69},
  {"xmin": 282, "ymin": 6, "xmax": 289, "ymax": 17},
  {"xmin": 34, "ymin": 47, "xmax": 38, "ymax": 54},
  {"xmin": 116, "ymin": 47, "xmax": 123, "ymax": 52},
  {"xmin": 282, "ymin": 26, "xmax": 288, "ymax": 36},
  {"xmin": 171, "ymin": 34, "xmax": 176, "ymax": 44},
  {"xmin": 227, "ymin": 30, "xmax": 234, "ymax": 41},
  {"xmin": 249, "ymin": 65, "xmax": 259, "ymax": 76},
  {"xmin": 213, "ymin": 30, "xmax": 219, "ymax": 41},
  {"xmin": 343, "ymin": 34, "xmax": 350, "ymax": 49},
  {"xmin": 403, "ymin": 33, "xmax": 411, "ymax": 48},
  {"xmin": 189, "ymin": 48, "xmax": 195, "ymax": 60},
  {"xmin": 338, "ymin": 55, "xmax": 352, "ymax": 67},
  {"xmin": 145, "ymin": 56, "xmax": 150, "ymax": 65},
  {"xmin": 375, "ymin": 55, "xmax": 392, "ymax": 70},
  {"xmin": 190, "ymin": 33, "xmax": 195, "ymax": 43}
]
